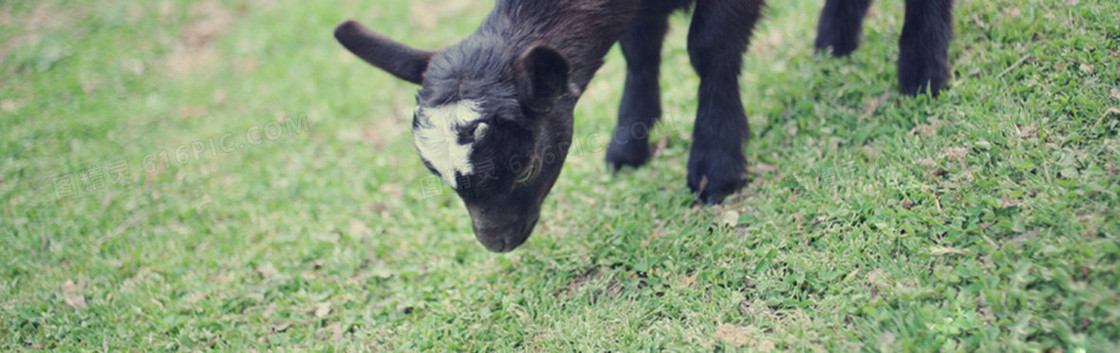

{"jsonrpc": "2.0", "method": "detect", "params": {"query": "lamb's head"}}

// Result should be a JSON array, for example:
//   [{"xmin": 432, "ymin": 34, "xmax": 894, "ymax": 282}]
[{"xmin": 335, "ymin": 20, "xmax": 576, "ymax": 252}]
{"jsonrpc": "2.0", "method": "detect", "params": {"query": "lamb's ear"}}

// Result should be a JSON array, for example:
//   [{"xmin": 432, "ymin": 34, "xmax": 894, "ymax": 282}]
[
  {"xmin": 516, "ymin": 44, "xmax": 571, "ymax": 113},
  {"xmin": 334, "ymin": 20, "xmax": 434, "ymax": 84}
]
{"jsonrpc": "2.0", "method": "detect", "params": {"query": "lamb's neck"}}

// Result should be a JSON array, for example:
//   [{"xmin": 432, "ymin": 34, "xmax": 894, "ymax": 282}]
[{"xmin": 481, "ymin": 0, "xmax": 642, "ymax": 88}]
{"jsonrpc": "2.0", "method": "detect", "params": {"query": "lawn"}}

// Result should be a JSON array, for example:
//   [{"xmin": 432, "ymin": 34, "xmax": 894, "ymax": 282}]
[{"xmin": 2, "ymin": 0, "xmax": 1118, "ymax": 351}]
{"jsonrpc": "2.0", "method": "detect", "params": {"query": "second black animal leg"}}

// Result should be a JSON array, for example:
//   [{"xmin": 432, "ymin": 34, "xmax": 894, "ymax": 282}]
[
  {"xmin": 686, "ymin": 0, "xmax": 764, "ymax": 204},
  {"xmin": 898, "ymin": 0, "xmax": 954, "ymax": 96},
  {"xmin": 607, "ymin": 14, "xmax": 670, "ymax": 170},
  {"xmin": 814, "ymin": 0, "xmax": 873, "ymax": 56}
]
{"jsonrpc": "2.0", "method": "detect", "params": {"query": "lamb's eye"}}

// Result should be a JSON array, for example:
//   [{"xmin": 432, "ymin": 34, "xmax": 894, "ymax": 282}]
[{"xmin": 515, "ymin": 162, "xmax": 536, "ymax": 184}]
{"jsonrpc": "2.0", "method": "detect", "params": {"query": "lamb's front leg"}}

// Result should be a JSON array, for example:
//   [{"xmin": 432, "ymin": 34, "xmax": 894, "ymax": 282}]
[
  {"xmin": 686, "ymin": 0, "xmax": 763, "ymax": 204},
  {"xmin": 606, "ymin": 15, "xmax": 669, "ymax": 170},
  {"xmin": 898, "ymin": 0, "xmax": 954, "ymax": 96}
]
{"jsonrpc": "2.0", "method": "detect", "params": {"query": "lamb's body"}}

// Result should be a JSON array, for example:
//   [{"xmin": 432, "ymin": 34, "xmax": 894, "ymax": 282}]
[{"xmin": 335, "ymin": 0, "xmax": 954, "ymax": 252}]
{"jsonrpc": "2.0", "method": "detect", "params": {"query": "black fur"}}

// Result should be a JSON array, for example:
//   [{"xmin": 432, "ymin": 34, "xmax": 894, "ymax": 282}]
[
  {"xmin": 334, "ymin": 20, "xmax": 433, "ymax": 84},
  {"xmin": 814, "ymin": 0, "xmax": 873, "ymax": 56},
  {"xmin": 898, "ymin": 0, "xmax": 954, "ymax": 95},
  {"xmin": 605, "ymin": 13, "xmax": 670, "ymax": 170},
  {"xmin": 682, "ymin": 0, "xmax": 763, "ymax": 203},
  {"xmin": 335, "ymin": 0, "xmax": 955, "ymax": 251},
  {"xmin": 814, "ymin": 0, "xmax": 955, "ymax": 95}
]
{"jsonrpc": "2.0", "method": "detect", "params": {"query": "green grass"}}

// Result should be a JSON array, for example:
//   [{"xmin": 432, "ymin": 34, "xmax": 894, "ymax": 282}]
[{"xmin": 2, "ymin": 0, "xmax": 1118, "ymax": 351}]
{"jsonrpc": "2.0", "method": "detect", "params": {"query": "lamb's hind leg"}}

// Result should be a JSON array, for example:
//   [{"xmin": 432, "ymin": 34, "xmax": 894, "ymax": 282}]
[
  {"xmin": 686, "ymin": 0, "xmax": 764, "ymax": 204},
  {"xmin": 814, "ymin": 0, "xmax": 874, "ymax": 56},
  {"xmin": 606, "ymin": 14, "xmax": 670, "ymax": 170},
  {"xmin": 898, "ymin": 0, "xmax": 954, "ymax": 96}
]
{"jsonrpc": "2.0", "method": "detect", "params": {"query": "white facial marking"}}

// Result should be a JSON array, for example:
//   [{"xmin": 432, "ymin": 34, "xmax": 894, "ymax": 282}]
[{"xmin": 413, "ymin": 100, "xmax": 482, "ymax": 188}]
